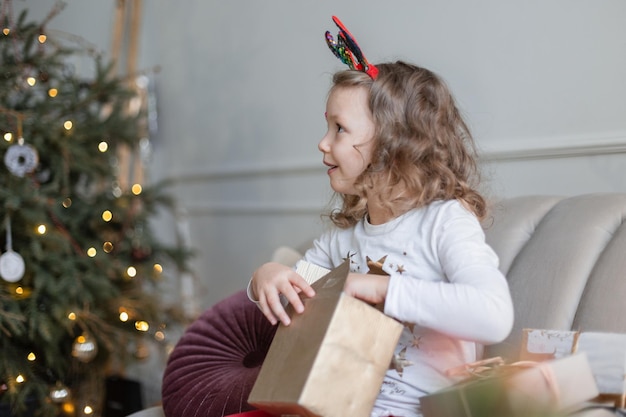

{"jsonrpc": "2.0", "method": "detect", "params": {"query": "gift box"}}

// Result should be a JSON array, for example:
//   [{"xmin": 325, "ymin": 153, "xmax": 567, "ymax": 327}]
[
  {"xmin": 519, "ymin": 328, "xmax": 579, "ymax": 361},
  {"xmin": 420, "ymin": 353, "xmax": 599, "ymax": 417},
  {"xmin": 520, "ymin": 329, "xmax": 626, "ymax": 407},
  {"xmin": 248, "ymin": 260, "xmax": 403, "ymax": 417},
  {"xmin": 577, "ymin": 332, "xmax": 626, "ymax": 407}
]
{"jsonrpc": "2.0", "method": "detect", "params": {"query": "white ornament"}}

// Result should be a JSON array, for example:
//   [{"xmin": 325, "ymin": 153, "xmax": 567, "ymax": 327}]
[
  {"xmin": 72, "ymin": 334, "xmax": 98, "ymax": 363},
  {"xmin": 0, "ymin": 250, "xmax": 25, "ymax": 282},
  {"xmin": 49, "ymin": 382, "xmax": 71, "ymax": 403},
  {"xmin": 4, "ymin": 141, "xmax": 39, "ymax": 177},
  {"xmin": 1, "ymin": 216, "xmax": 24, "ymax": 282}
]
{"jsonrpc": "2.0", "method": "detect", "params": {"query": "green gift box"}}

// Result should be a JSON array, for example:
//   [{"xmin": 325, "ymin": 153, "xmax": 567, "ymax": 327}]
[{"xmin": 420, "ymin": 353, "xmax": 599, "ymax": 417}]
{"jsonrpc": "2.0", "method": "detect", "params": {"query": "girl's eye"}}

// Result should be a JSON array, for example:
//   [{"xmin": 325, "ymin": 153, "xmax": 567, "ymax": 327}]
[{"xmin": 337, "ymin": 124, "xmax": 345, "ymax": 133}]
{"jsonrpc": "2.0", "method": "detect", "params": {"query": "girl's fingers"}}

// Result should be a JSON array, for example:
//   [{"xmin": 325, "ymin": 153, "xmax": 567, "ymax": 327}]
[{"xmin": 261, "ymin": 289, "xmax": 292, "ymax": 326}]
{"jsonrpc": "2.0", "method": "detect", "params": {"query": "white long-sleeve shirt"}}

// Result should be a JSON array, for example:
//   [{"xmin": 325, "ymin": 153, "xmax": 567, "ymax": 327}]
[{"xmin": 300, "ymin": 199, "xmax": 514, "ymax": 417}]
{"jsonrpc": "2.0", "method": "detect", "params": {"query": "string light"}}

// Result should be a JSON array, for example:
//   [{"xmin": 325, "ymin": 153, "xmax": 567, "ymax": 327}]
[
  {"xmin": 13, "ymin": 286, "xmax": 31, "ymax": 298},
  {"xmin": 153, "ymin": 264, "xmax": 163, "ymax": 274},
  {"xmin": 15, "ymin": 375, "xmax": 25, "ymax": 384},
  {"xmin": 3, "ymin": 132, "xmax": 12, "ymax": 142},
  {"xmin": 67, "ymin": 312, "xmax": 76, "ymax": 320},
  {"xmin": 154, "ymin": 331, "xmax": 165, "ymax": 341},
  {"xmin": 126, "ymin": 266, "xmax": 137, "ymax": 278},
  {"xmin": 131, "ymin": 184, "xmax": 142, "ymax": 195},
  {"xmin": 83, "ymin": 405, "xmax": 94, "ymax": 415},
  {"xmin": 48, "ymin": 88, "xmax": 58, "ymax": 98},
  {"xmin": 102, "ymin": 210, "xmax": 112, "ymax": 222},
  {"xmin": 62, "ymin": 198, "xmax": 72, "ymax": 208},
  {"xmin": 62, "ymin": 403, "xmax": 75, "ymax": 414},
  {"xmin": 27, "ymin": 352, "xmax": 36, "ymax": 361},
  {"xmin": 27, "ymin": 77, "xmax": 36, "ymax": 86},
  {"xmin": 37, "ymin": 224, "xmax": 47, "ymax": 234},
  {"xmin": 63, "ymin": 120, "xmax": 73, "ymax": 131},
  {"xmin": 2, "ymin": 28, "xmax": 9, "ymax": 35},
  {"xmin": 87, "ymin": 247, "xmax": 97, "ymax": 257},
  {"xmin": 135, "ymin": 321, "xmax": 149, "ymax": 332},
  {"xmin": 119, "ymin": 311, "xmax": 129, "ymax": 322},
  {"xmin": 98, "ymin": 141, "xmax": 108, "ymax": 152},
  {"xmin": 38, "ymin": 34, "xmax": 47, "ymax": 44}
]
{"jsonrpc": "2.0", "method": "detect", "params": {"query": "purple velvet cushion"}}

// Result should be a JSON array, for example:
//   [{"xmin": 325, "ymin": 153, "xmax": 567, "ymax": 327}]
[{"xmin": 162, "ymin": 290, "xmax": 277, "ymax": 417}]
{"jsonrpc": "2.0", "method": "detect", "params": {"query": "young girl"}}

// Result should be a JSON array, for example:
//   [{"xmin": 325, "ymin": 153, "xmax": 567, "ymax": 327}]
[{"xmin": 248, "ymin": 17, "xmax": 514, "ymax": 417}]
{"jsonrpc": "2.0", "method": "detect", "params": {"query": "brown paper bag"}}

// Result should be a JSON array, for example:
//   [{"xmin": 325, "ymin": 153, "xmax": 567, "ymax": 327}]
[{"xmin": 248, "ymin": 260, "xmax": 403, "ymax": 417}]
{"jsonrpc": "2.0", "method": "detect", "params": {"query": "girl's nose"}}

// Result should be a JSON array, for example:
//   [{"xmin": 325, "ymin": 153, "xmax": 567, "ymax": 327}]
[{"xmin": 318, "ymin": 133, "xmax": 330, "ymax": 153}]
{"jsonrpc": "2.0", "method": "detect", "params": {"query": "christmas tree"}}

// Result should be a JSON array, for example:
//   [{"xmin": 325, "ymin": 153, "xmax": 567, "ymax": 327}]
[{"xmin": 0, "ymin": 2, "xmax": 191, "ymax": 416}]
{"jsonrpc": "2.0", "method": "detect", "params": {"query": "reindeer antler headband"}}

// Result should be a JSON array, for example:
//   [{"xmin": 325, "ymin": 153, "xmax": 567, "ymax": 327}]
[{"xmin": 325, "ymin": 16, "xmax": 378, "ymax": 80}]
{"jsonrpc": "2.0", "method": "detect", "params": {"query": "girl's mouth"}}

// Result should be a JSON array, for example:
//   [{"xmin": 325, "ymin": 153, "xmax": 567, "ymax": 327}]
[{"xmin": 323, "ymin": 161, "xmax": 337, "ymax": 174}]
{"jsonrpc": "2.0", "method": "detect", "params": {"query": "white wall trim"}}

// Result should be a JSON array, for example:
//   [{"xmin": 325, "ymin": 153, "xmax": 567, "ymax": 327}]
[
  {"xmin": 173, "ymin": 132, "xmax": 626, "ymax": 216},
  {"xmin": 170, "ymin": 132, "xmax": 626, "ymax": 184},
  {"xmin": 479, "ymin": 132, "xmax": 626, "ymax": 162},
  {"xmin": 185, "ymin": 202, "xmax": 325, "ymax": 216}
]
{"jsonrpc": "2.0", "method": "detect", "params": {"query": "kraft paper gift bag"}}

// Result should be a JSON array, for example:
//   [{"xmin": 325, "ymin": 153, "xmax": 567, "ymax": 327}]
[{"xmin": 248, "ymin": 260, "xmax": 403, "ymax": 417}]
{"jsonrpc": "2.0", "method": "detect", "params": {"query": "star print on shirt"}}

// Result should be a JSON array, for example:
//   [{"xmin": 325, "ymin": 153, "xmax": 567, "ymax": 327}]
[
  {"xmin": 343, "ymin": 251, "xmax": 357, "ymax": 265},
  {"xmin": 366, "ymin": 255, "xmax": 389, "ymax": 276},
  {"xmin": 390, "ymin": 346, "xmax": 413, "ymax": 377},
  {"xmin": 396, "ymin": 264, "xmax": 405, "ymax": 274},
  {"xmin": 411, "ymin": 335, "xmax": 422, "ymax": 349}
]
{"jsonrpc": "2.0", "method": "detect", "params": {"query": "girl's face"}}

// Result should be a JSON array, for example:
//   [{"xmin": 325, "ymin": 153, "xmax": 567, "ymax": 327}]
[{"xmin": 318, "ymin": 86, "xmax": 375, "ymax": 195}]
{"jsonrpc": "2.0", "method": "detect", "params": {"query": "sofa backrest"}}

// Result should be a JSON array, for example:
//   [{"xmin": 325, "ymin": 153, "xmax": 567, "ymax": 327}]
[{"xmin": 482, "ymin": 193, "xmax": 626, "ymax": 360}]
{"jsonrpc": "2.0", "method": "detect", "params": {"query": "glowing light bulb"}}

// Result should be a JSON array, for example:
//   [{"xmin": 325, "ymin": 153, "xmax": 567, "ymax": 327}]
[
  {"xmin": 87, "ymin": 247, "xmax": 97, "ymax": 257},
  {"xmin": 38, "ymin": 34, "xmax": 47, "ymax": 43},
  {"xmin": 84, "ymin": 405, "xmax": 93, "ymax": 414},
  {"xmin": 103, "ymin": 241, "xmax": 113, "ymax": 253},
  {"xmin": 153, "ymin": 264, "xmax": 163, "ymax": 274},
  {"xmin": 62, "ymin": 198, "xmax": 72, "ymax": 208},
  {"xmin": 119, "ymin": 311, "xmax": 129, "ymax": 322},
  {"xmin": 155, "ymin": 331, "xmax": 165, "ymax": 341},
  {"xmin": 37, "ymin": 224, "xmax": 47, "ymax": 234},
  {"xmin": 27, "ymin": 352, "xmax": 36, "ymax": 361},
  {"xmin": 16, "ymin": 375, "xmax": 25, "ymax": 383},
  {"xmin": 68, "ymin": 312, "xmax": 76, "ymax": 320},
  {"xmin": 27, "ymin": 77, "xmax": 36, "ymax": 86},
  {"xmin": 102, "ymin": 210, "xmax": 112, "ymax": 222},
  {"xmin": 131, "ymin": 184, "xmax": 142, "ymax": 195},
  {"xmin": 135, "ymin": 321, "xmax": 149, "ymax": 332},
  {"xmin": 63, "ymin": 120, "xmax": 73, "ymax": 130},
  {"xmin": 4, "ymin": 132, "xmax": 12, "ymax": 142},
  {"xmin": 98, "ymin": 141, "xmax": 108, "ymax": 152},
  {"xmin": 48, "ymin": 88, "xmax": 58, "ymax": 98},
  {"xmin": 126, "ymin": 266, "xmax": 137, "ymax": 278},
  {"xmin": 2, "ymin": 28, "xmax": 9, "ymax": 35}
]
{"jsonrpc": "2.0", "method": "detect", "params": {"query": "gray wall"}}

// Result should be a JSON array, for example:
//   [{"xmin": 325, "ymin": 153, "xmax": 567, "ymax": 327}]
[{"xmin": 15, "ymin": 0, "xmax": 626, "ymax": 405}]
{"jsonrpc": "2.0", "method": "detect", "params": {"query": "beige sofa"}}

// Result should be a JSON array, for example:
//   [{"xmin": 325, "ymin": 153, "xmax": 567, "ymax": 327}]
[{"xmin": 131, "ymin": 193, "xmax": 626, "ymax": 417}]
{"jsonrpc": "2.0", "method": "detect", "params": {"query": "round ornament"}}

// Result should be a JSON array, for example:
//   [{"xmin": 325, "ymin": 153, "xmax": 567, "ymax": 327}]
[
  {"xmin": 71, "ymin": 334, "xmax": 98, "ymax": 363},
  {"xmin": 0, "ymin": 250, "xmax": 25, "ymax": 283},
  {"xmin": 4, "ymin": 142, "xmax": 39, "ymax": 177},
  {"xmin": 49, "ymin": 382, "xmax": 71, "ymax": 403}
]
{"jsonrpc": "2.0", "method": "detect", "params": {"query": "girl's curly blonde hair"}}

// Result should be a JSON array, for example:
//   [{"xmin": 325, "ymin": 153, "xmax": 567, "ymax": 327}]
[{"xmin": 327, "ymin": 61, "xmax": 487, "ymax": 229}]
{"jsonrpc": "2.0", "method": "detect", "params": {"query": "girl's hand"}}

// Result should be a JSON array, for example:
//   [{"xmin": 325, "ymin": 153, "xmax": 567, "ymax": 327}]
[
  {"xmin": 251, "ymin": 262, "xmax": 315, "ymax": 326},
  {"xmin": 344, "ymin": 273, "xmax": 389, "ymax": 305}
]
